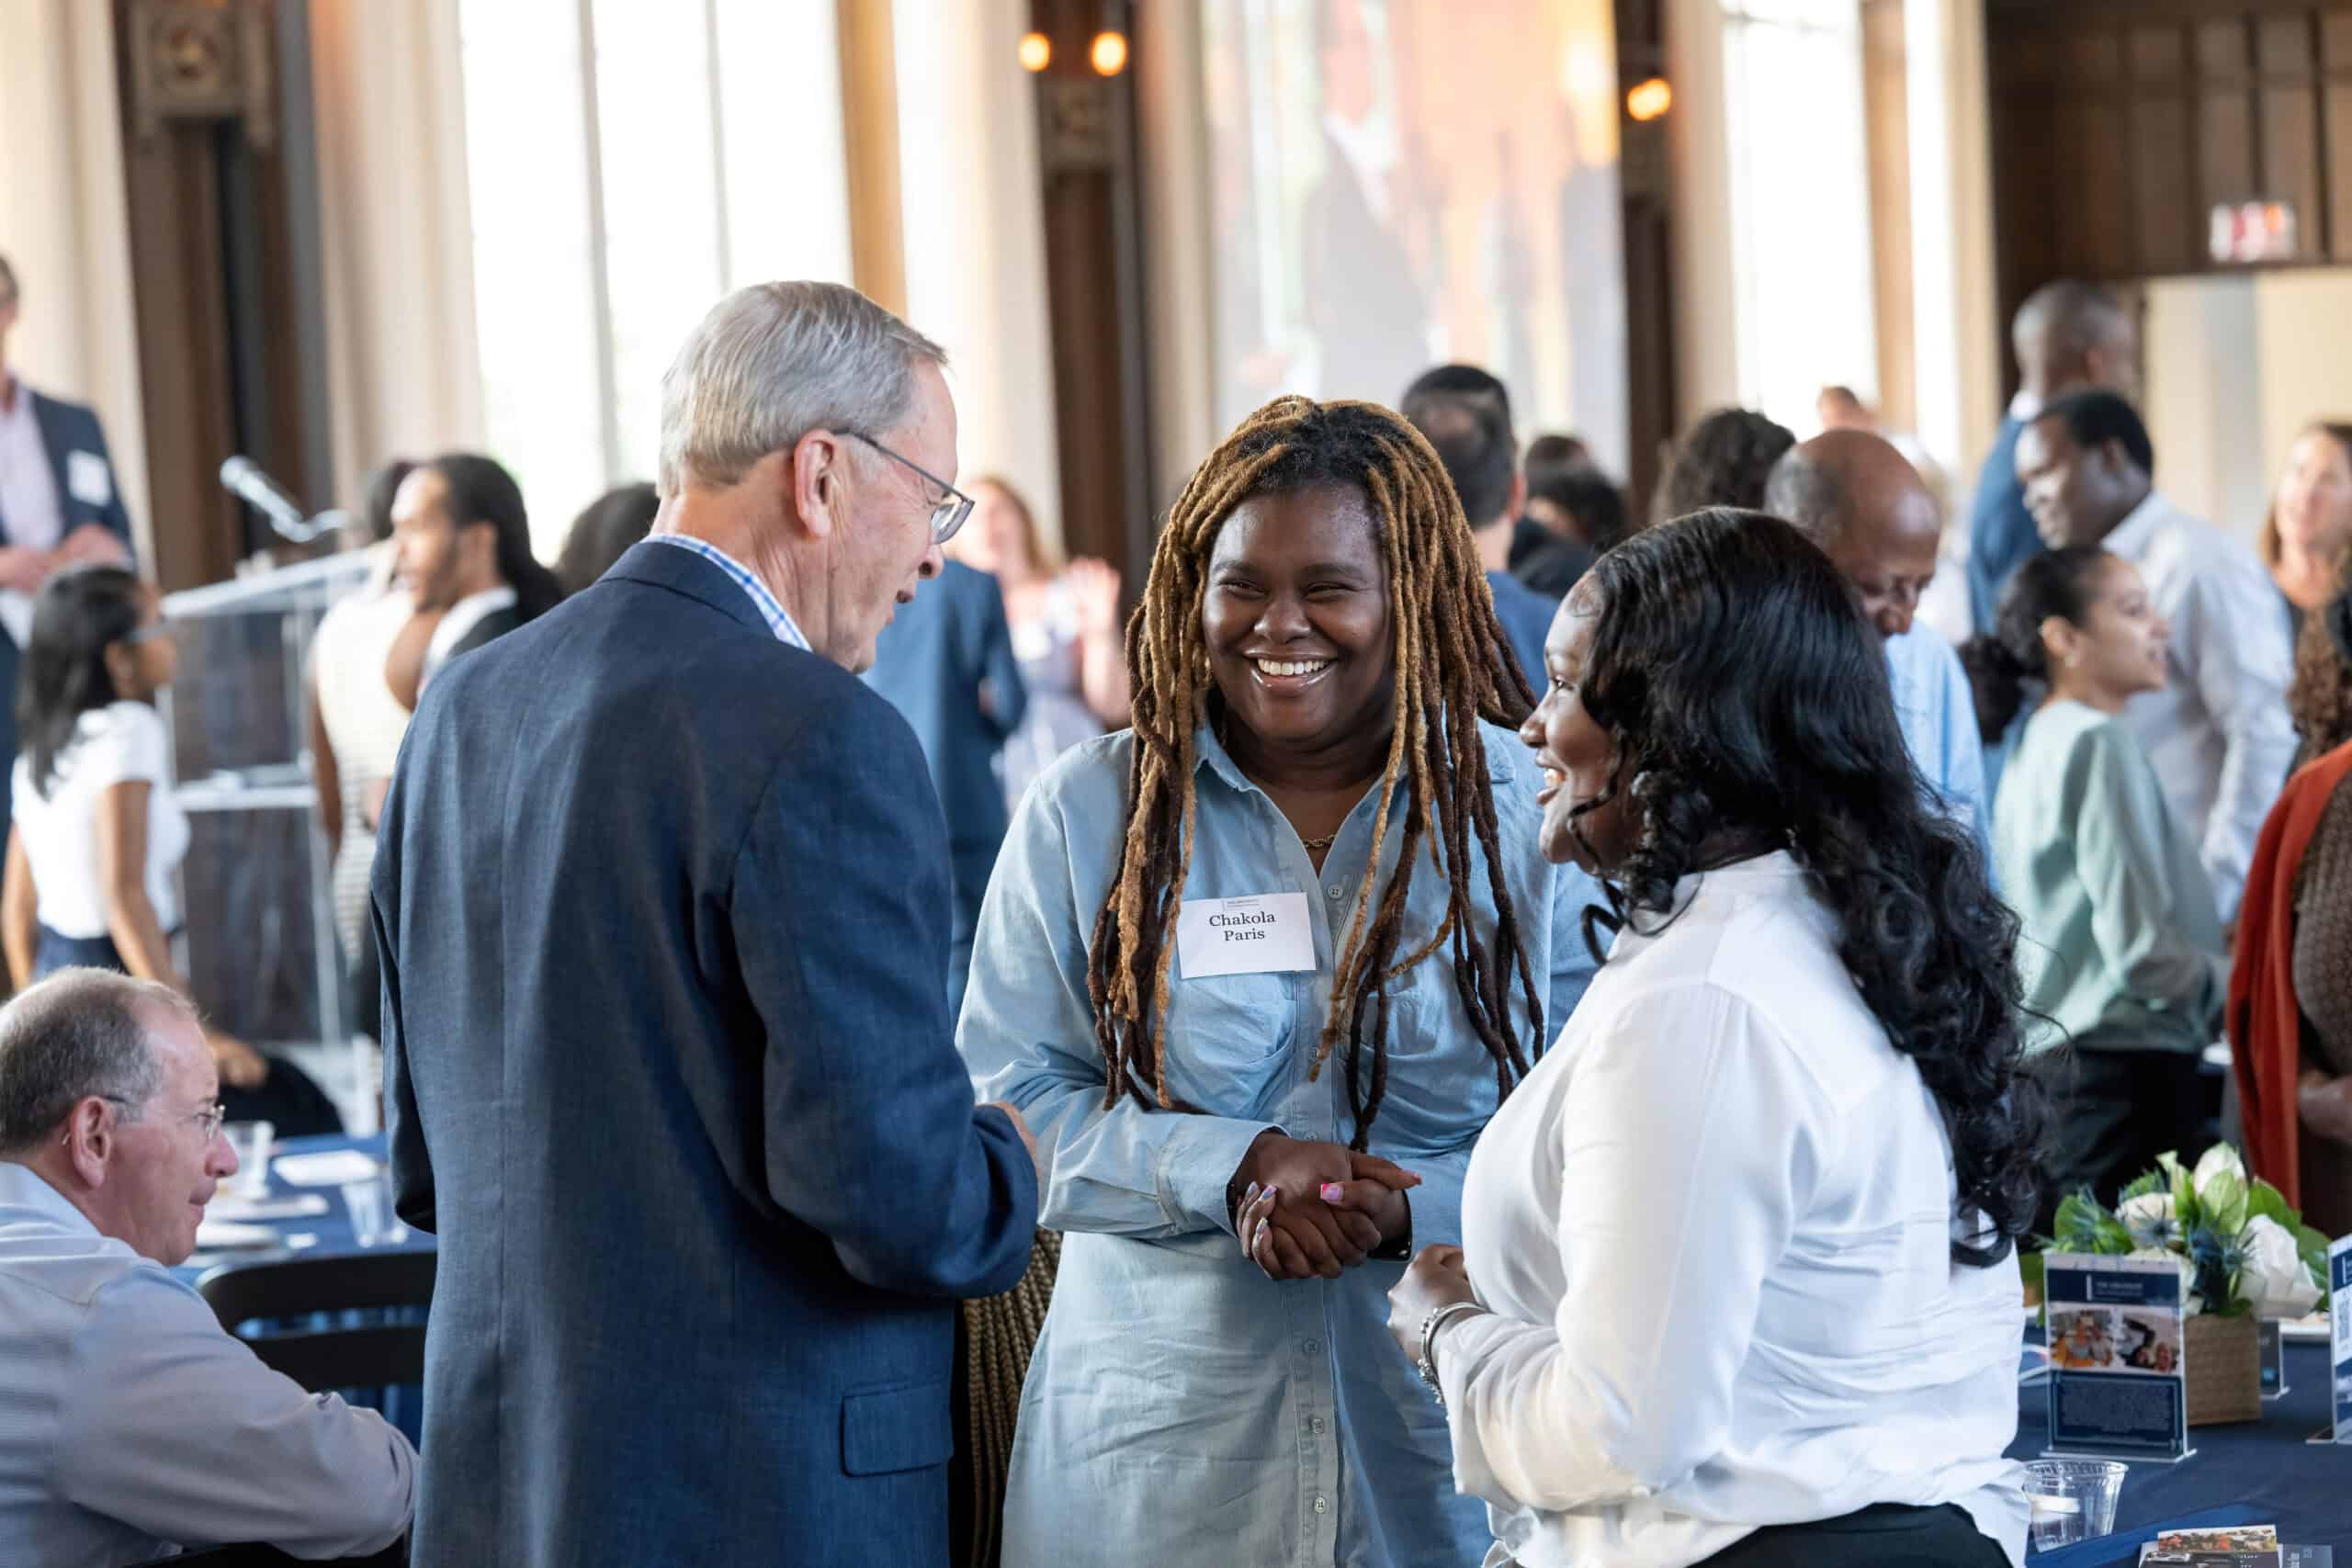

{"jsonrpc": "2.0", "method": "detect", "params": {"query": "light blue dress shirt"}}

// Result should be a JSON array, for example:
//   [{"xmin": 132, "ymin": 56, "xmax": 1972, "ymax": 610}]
[
  {"xmin": 1885, "ymin": 625, "xmax": 1992, "ymax": 862},
  {"xmin": 0, "ymin": 1161, "xmax": 414, "ymax": 1566},
  {"xmin": 960, "ymin": 718, "xmax": 1603, "ymax": 1568}
]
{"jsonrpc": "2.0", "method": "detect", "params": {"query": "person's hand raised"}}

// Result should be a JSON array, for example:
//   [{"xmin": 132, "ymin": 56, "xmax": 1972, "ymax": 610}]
[
  {"xmin": 1230, "ymin": 1134, "xmax": 1419, "ymax": 1280},
  {"xmin": 1066, "ymin": 558, "xmax": 1122, "ymax": 636}
]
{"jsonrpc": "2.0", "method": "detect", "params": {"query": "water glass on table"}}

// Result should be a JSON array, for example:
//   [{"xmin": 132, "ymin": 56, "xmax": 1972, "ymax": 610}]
[
  {"xmin": 2023, "ymin": 1459, "xmax": 2126, "ymax": 1551},
  {"xmin": 222, "ymin": 1120, "xmax": 274, "ymax": 1198},
  {"xmin": 341, "ymin": 1172, "xmax": 405, "ymax": 1247}
]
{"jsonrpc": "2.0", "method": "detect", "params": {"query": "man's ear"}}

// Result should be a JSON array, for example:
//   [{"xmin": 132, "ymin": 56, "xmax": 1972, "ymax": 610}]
[
  {"xmin": 789, "ymin": 432, "xmax": 849, "ymax": 543},
  {"xmin": 63, "ymin": 1095, "xmax": 115, "ymax": 1188}
]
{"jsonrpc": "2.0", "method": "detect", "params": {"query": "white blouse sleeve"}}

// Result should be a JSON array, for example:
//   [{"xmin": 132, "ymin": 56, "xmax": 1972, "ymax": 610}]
[
  {"xmin": 1437, "ymin": 980, "xmax": 1834, "ymax": 1513},
  {"xmin": 76, "ymin": 704, "xmax": 170, "ymax": 791}
]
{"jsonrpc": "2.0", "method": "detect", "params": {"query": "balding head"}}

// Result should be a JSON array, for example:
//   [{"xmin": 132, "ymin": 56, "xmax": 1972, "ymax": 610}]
[
  {"xmin": 0, "ymin": 969, "xmax": 231, "ymax": 1268},
  {"xmin": 1766, "ymin": 430, "xmax": 1942, "ymax": 638},
  {"xmin": 2012, "ymin": 279, "xmax": 2135, "ymax": 401}
]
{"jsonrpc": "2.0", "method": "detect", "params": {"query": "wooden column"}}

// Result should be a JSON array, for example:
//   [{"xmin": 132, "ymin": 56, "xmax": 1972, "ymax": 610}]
[
  {"xmin": 113, "ymin": 0, "xmax": 334, "ymax": 590},
  {"xmin": 1030, "ymin": 0, "xmax": 1152, "ymax": 583},
  {"xmin": 1616, "ymin": 0, "xmax": 1676, "ymax": 521},
  {"xmin": 837, "ymin": 0, "xmax": 909, "ymax": 316}
]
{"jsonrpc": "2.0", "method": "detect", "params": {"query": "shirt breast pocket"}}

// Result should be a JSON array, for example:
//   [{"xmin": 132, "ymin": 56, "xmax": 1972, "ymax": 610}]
[{"xmin": 1160, "ymin": 970, "xmax": 1298, "ymax": 1112}]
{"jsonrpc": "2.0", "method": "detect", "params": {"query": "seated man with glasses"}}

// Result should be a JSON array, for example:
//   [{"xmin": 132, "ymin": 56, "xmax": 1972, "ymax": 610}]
[{"xmin": 0, "ymin": 967, "xmax": 415, "ymax": 1567}]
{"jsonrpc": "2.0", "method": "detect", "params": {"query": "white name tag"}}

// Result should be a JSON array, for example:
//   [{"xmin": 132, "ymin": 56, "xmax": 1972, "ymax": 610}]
[
  {"xmin": 66, "ymin": 449, "xmax": 112, "ymax": 507},
  {"xmin": 1177, "ymin": 893, "xmax": 1316, "ymax": 979}
]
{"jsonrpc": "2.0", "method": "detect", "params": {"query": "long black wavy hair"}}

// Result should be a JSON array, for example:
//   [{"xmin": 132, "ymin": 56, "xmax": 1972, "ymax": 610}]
[
  {"xmin": 17, "ymin": 564, "xmax": 147, "ymax": 799},
  {"xmin": 1566, "ymin": 508, "xmax": 2041, "ymax": 1265},
  {"xmin": 422, "ymin": 453, "xmax": 564, "ymax": 621}
]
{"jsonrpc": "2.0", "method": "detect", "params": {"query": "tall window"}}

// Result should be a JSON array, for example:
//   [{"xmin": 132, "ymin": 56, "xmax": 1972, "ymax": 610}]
[
  {"xmin": 457, "ymin": 0, "xmax": 854, "ymax": 555},
  {"xmin": 1719, "ymin": 0, "xmax": 1877, "ymax": 434}
]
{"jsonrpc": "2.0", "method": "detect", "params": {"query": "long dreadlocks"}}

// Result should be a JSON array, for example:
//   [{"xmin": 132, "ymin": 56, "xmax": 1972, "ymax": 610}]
[{"xmin": 1086, "ymin": 395, "xmax": 1545, "ymax": 1148}]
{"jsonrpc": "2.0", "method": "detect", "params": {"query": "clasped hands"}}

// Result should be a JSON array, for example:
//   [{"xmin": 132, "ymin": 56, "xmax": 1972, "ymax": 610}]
[
  {"xmin": 0, "ymin": 524, "xmax": 130, "ymax": 594},
  {"xmin": 1229, "ymin": 1131, "xmax": 1419, "ymax": 1280}
]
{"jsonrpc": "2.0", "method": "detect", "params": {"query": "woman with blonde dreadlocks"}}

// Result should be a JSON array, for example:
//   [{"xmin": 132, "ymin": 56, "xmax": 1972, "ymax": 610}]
[{"xmin": 957, "ymin": 396, "xmax": 1605, "ymax": 1566}]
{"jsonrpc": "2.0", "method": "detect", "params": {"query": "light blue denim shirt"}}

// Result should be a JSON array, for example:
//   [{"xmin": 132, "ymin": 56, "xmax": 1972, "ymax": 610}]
[
  {"xmin": 960, "ymin": 718, "xmax": 1603, "ymax": 1568},
  {"xmin": 1886, "ymin": 624, "xmax": 1993, "ymax": 865}
]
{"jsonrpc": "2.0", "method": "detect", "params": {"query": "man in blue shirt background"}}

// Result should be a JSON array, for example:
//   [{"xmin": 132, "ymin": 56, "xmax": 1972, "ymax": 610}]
[
  {"xmin": 867, "ymin": 557, "xmax": 1029, "ymax": 1018},
  {"xmin": 1769, "ymin": 429, "xmax": 1993, "ymax": 857}
]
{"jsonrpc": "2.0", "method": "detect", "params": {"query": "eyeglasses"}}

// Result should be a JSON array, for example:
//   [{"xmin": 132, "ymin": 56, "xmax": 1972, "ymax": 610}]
[
  {"xmin": 121, "ymin": 620, "xmax": 175, "ymax": 646},
  {"xmin": 847, "ymin": 431, "xmax": 973, "ymax": 546},
  {"xmin": 84, "ymin": 1094, "xmax": 227, "ymax": 1142}
]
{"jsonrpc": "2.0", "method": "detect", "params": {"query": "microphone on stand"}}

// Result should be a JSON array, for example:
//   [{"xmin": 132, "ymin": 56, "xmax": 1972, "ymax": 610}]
[{"xmin": 218, "ymin": 456, "xmax": 320, "ymax": 541}]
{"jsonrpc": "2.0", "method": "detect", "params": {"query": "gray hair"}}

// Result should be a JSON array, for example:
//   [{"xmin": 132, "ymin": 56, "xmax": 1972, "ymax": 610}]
[
  {"xmin": 657, "ymin": 281, "xmax": 948, "ymax": 497},
  {"xmin": 0, "ymin": 969, "xmax": 193, "ymax": 1156}
]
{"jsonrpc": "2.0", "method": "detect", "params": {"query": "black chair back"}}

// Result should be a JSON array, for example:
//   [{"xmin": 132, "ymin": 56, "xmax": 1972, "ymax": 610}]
[
  {"xmin": 196, "ymin": 1249, "xmax": 435, "ymax": 1391},
  {"xmin": 128, "ymin": 1540, "xmax": 405, "ymax": 1565}
]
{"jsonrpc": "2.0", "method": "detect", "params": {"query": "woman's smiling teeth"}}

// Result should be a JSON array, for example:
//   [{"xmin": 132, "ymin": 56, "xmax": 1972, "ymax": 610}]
[{"xmin": 1253, "ymin": 657, "xmax": 1332, "ymax": 678}]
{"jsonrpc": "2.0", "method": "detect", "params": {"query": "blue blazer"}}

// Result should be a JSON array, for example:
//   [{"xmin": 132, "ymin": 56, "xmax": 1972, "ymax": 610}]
[
  {"xmin": 373, "ymin": 540, "xmax": 1039, "ymax": 1568},
  {"xmin": 0, "ymin": 392, "xmax": 137, "ymax": 844}
]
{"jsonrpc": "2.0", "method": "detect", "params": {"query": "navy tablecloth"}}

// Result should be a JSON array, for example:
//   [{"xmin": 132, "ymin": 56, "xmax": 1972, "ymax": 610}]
[{"xmin": 2007, "ymin": 1339, "xmax": 2349, "ymax": 1559}]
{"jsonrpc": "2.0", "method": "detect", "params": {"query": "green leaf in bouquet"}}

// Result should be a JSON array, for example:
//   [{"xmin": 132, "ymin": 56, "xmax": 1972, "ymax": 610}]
[
  {"xmin": 2247, "ymin": 1179, "xmax": 2296, "ymax": 1231},
  {"xmin": 2199, "ymin": 1168, "xmax": 2250, "ymax": 1238},
  {"xmin": 2297, "ymin": 1222, "xmax": 2333, "ymax": 1303}
]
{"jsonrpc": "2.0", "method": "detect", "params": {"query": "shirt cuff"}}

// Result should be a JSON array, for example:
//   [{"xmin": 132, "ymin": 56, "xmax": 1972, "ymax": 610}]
[{"xmin": 1157, "ymin": 1115, "xmax": 1282, "ymax": 1235}]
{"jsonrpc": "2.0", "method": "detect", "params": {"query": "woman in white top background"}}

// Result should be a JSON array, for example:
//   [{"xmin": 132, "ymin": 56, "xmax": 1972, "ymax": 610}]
[
  {"xmin": 1379, "ymin": 511, "xmax": 2041, "ymax": 1568},
  {"xmin": 3, "ymin": 564, "xmax": 340, "ymax": 1134}
]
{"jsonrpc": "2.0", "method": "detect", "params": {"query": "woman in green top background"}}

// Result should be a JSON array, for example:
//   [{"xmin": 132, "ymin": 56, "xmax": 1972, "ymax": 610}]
[{"xmin": 1962, "ymin": 547, "xmax": 2225, "ymax": 1234}]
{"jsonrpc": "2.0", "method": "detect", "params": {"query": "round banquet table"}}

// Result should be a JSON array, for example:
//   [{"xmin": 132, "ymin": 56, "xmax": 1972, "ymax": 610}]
[{"xmin": 2007, "ymin": 1337, "xmax": 2348, "ymax": 1563}]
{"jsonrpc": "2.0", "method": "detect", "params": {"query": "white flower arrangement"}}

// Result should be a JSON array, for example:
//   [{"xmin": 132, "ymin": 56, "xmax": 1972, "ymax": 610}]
[{"xmin": 2052, "ymin": 1144, "xmax": 2328, "ymax": 1319}]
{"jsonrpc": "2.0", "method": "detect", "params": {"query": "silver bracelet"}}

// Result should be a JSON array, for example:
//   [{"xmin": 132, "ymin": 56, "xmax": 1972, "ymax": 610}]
[{"xmin": 1416, "ymin": 1302, "xmax": 1484, "ymax": 1405}]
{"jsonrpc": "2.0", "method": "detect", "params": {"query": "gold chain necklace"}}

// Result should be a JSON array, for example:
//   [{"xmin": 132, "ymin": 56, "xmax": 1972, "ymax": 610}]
[{"xmin": 1217, "ymin": 711, "xmax": 1341, "ymax": 853}]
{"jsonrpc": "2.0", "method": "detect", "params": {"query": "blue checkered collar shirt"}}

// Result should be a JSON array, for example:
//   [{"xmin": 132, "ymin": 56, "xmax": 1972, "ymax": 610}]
[{"xmin": 650, "ymin": 534, "xmax": 812, "ymax": 652}]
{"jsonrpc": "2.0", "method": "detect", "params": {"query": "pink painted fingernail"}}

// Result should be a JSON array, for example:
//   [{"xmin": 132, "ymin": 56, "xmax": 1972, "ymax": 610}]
[{"xmin": 1320, "ymin": 1182, "xmax": 1343, "ymax": 1203}]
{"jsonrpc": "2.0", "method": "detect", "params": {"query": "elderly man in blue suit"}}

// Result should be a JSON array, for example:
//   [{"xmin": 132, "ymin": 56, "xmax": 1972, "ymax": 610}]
[
  {"xmin": 372, "ymin": 281, "xmax": 1042, "ymax": 1568},
  {"xmin": 0, "ymin": 254, "xmax": 136, "ymax": 849}
]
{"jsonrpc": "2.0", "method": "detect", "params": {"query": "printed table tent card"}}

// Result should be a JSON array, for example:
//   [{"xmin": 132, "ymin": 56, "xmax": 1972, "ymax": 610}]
[
  {"xmin": 2044, "ymin": 1253, "xmax": 2193, "ymax": 1462},
  {"xmin": 2334, "ymin": 1236, "xmax": 2352, "ymax": 1445}
]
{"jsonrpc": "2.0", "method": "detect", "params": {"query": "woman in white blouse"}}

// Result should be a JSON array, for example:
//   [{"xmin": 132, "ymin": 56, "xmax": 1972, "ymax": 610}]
[
  {"xmin": 3, "ymin": 565, "xmax": 337, "ymax": 1132},
  {"xmin": 1383, "ymin": 510, "xmax": 2041, "ymax": 1568}
]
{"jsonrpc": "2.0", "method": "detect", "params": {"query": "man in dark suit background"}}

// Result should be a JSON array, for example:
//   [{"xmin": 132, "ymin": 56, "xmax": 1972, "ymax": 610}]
[
  {"xmin": 390, "ymin": 452, "xmax": 565, "ymax": 694},
  {"xmin": 0, "ymin": 254, "xmax": 136, "ymax": 851},
  {"xmin": 372, "ymin": 281, "xmax": 1041, "ymax": 1568},
  {"xmin": 865, "ymin": 556, "xmax": 1027, "ymax": 1019}
]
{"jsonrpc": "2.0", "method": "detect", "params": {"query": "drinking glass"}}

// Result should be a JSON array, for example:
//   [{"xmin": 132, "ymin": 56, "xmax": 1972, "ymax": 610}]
[
  {"xmin": 223, "ymin": 1120, "xmax": 274, "ymax": 1198},
  {"xmin": 2023, "ymin": 1459, "xmax": 2126, "ymax": 1551},
  {"xmin": 342, "ymin": 1173, "xmax": 400, "ymax": 1247}
]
